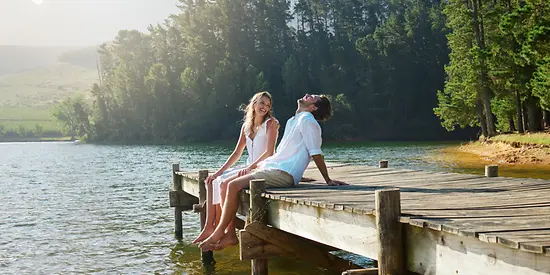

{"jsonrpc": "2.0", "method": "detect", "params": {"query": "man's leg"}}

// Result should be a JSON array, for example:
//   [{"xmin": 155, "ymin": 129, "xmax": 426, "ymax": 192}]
[{"xmin": 198, "ymin": 174, "xmax": 255, "ymax": 250}]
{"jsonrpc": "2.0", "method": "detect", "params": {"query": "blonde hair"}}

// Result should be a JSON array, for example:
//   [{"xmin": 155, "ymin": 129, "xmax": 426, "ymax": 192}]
[{"xmin": 242, "ymin": 91, "xmax": 273, "ymax": 136}]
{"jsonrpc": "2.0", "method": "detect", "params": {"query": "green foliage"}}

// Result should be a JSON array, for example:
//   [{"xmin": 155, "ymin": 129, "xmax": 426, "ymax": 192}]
[
  {"xmin": 51, "ymin": 95, "xmax": 91, "ymax": 136},
  {"xmin": 52, "ymin": 0, "xmax": 464, "ymax": 142},
  {"xmin": 438, "ymin": 0, "xmax": 550, "ymax": 137}
]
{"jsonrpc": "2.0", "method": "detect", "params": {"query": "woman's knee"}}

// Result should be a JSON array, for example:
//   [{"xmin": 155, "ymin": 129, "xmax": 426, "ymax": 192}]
[{"xmin": 226, "ymin": 177, "xmax": 251, "ymax": 195}]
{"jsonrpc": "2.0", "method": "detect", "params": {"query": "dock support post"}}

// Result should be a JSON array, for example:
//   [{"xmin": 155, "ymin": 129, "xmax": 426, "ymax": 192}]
[
  {"xmin": 250, "ymin": 179, "xmax": 268, "ymax": 275},
  {"xmin": 172, "ymin": 163, "xmax": 183, "ymax": 239},
  {"xmin": 485, "ymin": 165, "xmax": 498, "ymax": 177},
  {"xmin": 379, "ymin": 160, "xmax": 388, "ymax": 168},
  {"xmin": 198, "ymin": 170, "xmax": 215, "ymax": 265},
  {"xmin": 375, "ymin": 188, "xmax": 404, "ymax": 275}
]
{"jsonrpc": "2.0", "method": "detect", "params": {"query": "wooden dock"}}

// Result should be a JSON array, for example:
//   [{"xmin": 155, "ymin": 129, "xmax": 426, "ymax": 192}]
[{"xmin": 169, "ymin": 162, "xmax": 550, "ymax": 275}]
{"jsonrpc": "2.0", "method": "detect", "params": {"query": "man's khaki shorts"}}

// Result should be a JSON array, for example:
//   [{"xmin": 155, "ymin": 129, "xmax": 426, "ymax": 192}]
[{"xmin": 251, "ymin": 169, "xmax": 294, "ymax": 188}]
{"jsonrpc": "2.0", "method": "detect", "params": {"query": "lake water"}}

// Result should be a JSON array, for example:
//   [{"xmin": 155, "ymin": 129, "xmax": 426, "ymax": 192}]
[{"xmin": 0, "ymin": 141, "xmax": 483, "ymax": 274}]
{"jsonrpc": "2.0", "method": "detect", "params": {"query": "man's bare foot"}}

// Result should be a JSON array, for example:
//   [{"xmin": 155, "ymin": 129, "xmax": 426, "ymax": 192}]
[
  {"xmin": 198, "ymin": 230, "xmax": 225, "ymax": 250},
  {"xmin": 211, "ymin": 231, "xmax": 239, "ymax": 251},
  {"xmin": 192, "ymin": 226, "xmax": 214, "ymax": 244}
]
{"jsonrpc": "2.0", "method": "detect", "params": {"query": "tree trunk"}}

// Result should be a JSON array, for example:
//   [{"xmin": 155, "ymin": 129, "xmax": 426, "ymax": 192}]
[
  {"xmin": 508, "ymin": 116, "xmax": 516, "ymax": 132},
  {"xmin": 515, "ymin": 89, "xmax": 524, "ymax": 133},
  {"xmin": 471, "ymin": 0, "xmax": 497, "ymax": 137},
  {"xmin": 543, "ymin": 110, "xmax": 550, "ymax": 129},
  {"xmin": 476, "ymin": 98, "xmax": 489, "ymax": 138},
  {"xmin": 525, "ymin": 96, "xmax": 542, "ymax": 132},
  {"xmin": 480, "ymin": 87, "xmax": 497, "ymax": 137},
  {"xmin": 522, "ymin": 101, "xmax": 530, "ymax": 132}
]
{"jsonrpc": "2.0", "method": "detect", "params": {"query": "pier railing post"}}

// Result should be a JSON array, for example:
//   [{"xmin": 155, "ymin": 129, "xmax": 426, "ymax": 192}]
[
  {"xmin": 375, "ymin": 188, "xmax": 404, "ymax": 275},
  {"xmin": 485, "ymin": 165, "xmax": 498, "ymax": 177},
  {"xmin": 173, "ymin": 163, "xmax": 183, "ymax": 239},
  {"xmin": 198, "ymin": 170, "xmax": 215, "ymax": 265},
  {"xmin": 250, "ymin": 179, "xmax": 268, "ymax": 275},
  {"xmin": 379, "ymin": 160, "xmax": 389, "ymax": 168}
]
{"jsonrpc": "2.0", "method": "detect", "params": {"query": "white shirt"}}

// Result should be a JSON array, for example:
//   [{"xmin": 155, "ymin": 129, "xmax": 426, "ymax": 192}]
[
  {"xmin": 258, "ymin": 112, "xmax": 322, "ymax": 185},
  {"xmin": 243, "ymin": 118, "xmax": 273, "ymax": 165}
]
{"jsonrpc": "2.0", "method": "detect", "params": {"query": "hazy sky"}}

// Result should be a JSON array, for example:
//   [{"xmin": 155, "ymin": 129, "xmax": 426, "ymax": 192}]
[{"xmin": 0, "ymin": 0, "xmax": 181, "ymax": 46}]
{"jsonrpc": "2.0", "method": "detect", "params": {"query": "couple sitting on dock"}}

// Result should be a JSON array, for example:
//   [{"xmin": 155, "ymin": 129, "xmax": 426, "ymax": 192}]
[{"xmin": 193, "ymin": 91, "xmax": 348, "ymax": 251}]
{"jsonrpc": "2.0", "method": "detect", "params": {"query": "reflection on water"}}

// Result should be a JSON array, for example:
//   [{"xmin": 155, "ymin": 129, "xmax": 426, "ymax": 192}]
[{"xmin": 0, "ymin": 141, "xmax": 548, "ymax": 274}]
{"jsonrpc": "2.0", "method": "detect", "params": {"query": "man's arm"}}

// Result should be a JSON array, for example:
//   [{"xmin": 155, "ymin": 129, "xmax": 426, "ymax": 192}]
[{"xmin": 312, "ymin": 154, "xmax": 347, "ymax": 186}]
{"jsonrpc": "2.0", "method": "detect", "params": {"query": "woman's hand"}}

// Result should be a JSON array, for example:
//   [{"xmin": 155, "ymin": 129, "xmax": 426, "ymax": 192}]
[
  {"xmin": 238, "ymin": 167, "xmax": 252, "ymax": 177},
  {"xmin": 206, "ymin": 171, "xmax": 221, "ymax": 185}
]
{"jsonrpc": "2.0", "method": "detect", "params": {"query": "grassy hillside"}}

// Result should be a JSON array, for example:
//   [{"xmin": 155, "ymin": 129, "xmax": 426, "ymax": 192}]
[
  {"xmin": 0, "ymin": 107, "xmax": 58, "ymax": 132},
  {"xmin": 0, "ymin": 62, "xmax": 97, "ymax": 107},
  {"xmin": 0, "ymin": 46, "xmax": 99, "ymax": 135}
]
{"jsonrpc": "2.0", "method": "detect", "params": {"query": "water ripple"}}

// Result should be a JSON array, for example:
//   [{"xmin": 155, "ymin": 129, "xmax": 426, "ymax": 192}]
[{"xmin": 0, "ymin": 141, "xmax": 454, "ymax": 274}]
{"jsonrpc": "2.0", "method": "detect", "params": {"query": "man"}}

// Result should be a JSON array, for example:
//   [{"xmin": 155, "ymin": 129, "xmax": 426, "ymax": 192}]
[{"xmin": 199, "ymin": 94, "xmax": 347, "ymax": 251}]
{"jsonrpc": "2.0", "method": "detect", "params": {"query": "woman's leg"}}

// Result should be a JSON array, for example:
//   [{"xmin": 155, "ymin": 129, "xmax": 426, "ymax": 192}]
[
  {"xmin": 199, "ymin": 174, "xmax": 254, "ymax": 250},
  {"xmin": 192, "ymin": 178, "xmax": 216, "ymax": 243}
]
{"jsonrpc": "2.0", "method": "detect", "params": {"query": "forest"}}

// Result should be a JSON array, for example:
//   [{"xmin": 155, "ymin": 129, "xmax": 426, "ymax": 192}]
[{"xmin": 51, "ymin": 0, "xmax": 550, "ymax": 143}]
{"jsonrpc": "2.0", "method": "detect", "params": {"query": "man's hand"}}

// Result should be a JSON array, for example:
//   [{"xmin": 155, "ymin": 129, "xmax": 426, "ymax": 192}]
[{"xmin": 327, "ymin": 180, "xmax": 348, "ymax": 186}]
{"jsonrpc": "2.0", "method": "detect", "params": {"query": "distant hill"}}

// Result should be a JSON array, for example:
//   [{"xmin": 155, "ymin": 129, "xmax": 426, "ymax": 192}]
[
  {"xmin": 0, "ymin": 63, "xmax": 98, "ymax": 107},
  {"xmin": 0, "ymin": 45, "xmax": 100, "ymax": 108},
  {"xmin": 0, "ymin": 45, "xmax": 99, "ymax": 75},
  {"xmin": 0, "ymin": 46, "xmax": 99, "ymax": 134}
]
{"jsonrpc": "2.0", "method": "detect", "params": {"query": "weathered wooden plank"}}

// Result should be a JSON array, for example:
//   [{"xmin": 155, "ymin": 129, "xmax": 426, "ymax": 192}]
[
  {"xmin": 408, "ymin": 216, "xmax": 550, "ymax": 238},
  {"xmin": 182, "ymin": 176, "xmax": 201, "ymax": 198},
  {"xmin": 477, "ymin": 230, "xmax": 550, "ymax": 253},
  {"xmin": 519, "ymin": 241, "xmax": 550, "ymax": 254},
  {"xmin": 401, "ymin": 206, "xmax": 550, "ymax": 219},
  {"xmin": 249, "ymin": 179, "xmax": 268, "ymax": 274},
  {"xmin": 405, "ymin": 226, "xmax": 550, "ymax": 275},
  {"xmin": 169, "ymin": 190, "xmax": 198, "ymax": 208},
  {"xmin": 267, "ymin": 200, "xmax": 379, "ymax": 260},
  {"xmin": 375, "ymin": 188, "xmax": 404, "ymax": 275}
]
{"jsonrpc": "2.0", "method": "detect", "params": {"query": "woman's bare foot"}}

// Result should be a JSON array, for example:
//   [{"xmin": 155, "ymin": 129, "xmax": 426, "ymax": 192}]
[
  {"xmin": 211, "ymin": 230, "xmax": 239, "ymax": 251},
  {"xmin": 198, "ymin": 230, "xmax": 225, "ymax": 251},
  {"xmin": 192, "ymin": 226, "xmax": 214, "ymax": 244}
]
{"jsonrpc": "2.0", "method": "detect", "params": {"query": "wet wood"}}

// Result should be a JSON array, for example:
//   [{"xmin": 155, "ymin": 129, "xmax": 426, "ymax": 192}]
[
  {"xmin": 198, "ymin": 170, "xmax": 214, "ymax": 265},
  {"xmin": 341, "ymin": 268, "xmax": 378, "ymax": 275},
  {"xmin": 245, "ymin": 222, "xmax": 360, "ymax": 273},
  {"xmin": 239, "ymin": 230, "xmax": 291, "ymax": 260},
  {"xmin": 485, "ymin": 165, "xmax": 499, "ymax": 177},
  {"xmin": 250, "ymin": 179, "xmax": 268, "ymax": 275},
  {"xmin": 173, "ymin": 163, "xmax": 183, "ymax": 239}
]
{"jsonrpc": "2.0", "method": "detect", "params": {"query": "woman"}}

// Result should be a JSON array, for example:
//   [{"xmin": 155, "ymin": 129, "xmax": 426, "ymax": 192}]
[{"xmin": 193, "ymin": 91, "xmax": 279, "ymax": 244}]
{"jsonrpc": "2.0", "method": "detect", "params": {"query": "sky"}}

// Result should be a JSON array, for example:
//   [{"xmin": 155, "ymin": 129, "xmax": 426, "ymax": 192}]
[{"xmin": 0, "ymin": 0, "xmax": 181, "ymax": 46}]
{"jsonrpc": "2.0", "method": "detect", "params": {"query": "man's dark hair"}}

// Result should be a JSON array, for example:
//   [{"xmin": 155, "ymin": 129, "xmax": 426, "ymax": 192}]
[{"xmin": 311, "ymin": 95, "xmax": 332, "ymax": 121}]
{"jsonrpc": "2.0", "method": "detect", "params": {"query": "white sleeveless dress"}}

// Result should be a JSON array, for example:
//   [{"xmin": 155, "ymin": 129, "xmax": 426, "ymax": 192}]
[{"xmin": 212, "ymin": 118, "xmax": 274, "ymax": 204}]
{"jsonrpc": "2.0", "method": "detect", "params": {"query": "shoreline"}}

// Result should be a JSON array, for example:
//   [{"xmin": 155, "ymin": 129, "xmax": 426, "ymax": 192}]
[
  {"xmin": 431, "ymin": 139, "xmax": 550, "ymax": 179},
  {"xmin": 0, "ymin": 136, "xmax": 74, "ymax": 143}
]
